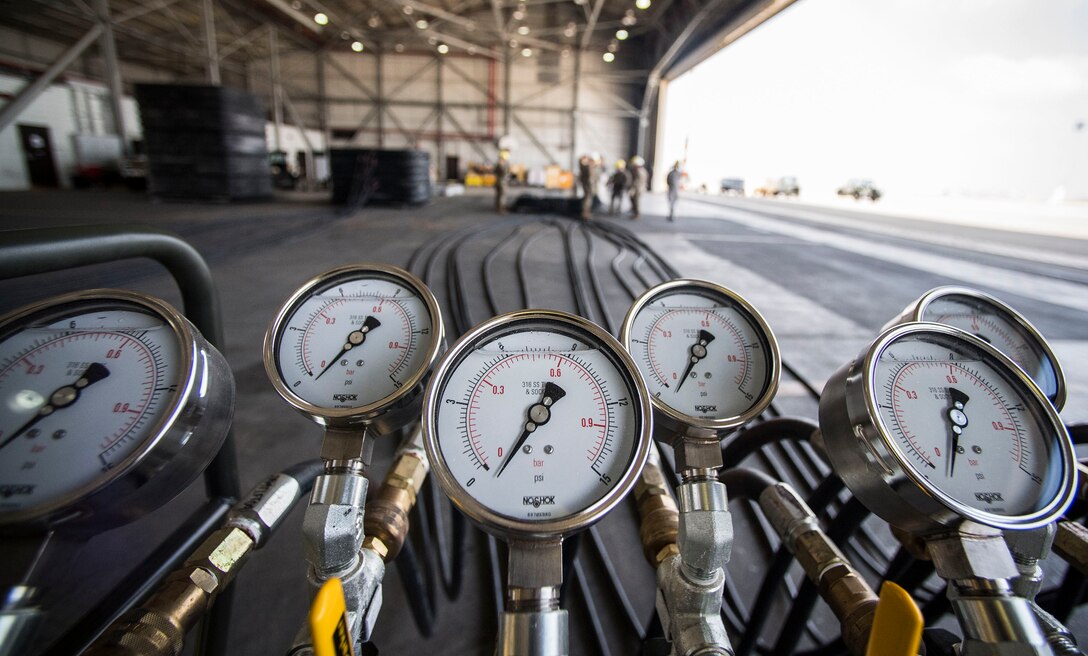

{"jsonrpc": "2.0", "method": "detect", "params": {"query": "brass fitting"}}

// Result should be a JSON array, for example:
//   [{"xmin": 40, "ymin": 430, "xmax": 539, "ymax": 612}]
[
  {"xmin": 634, "ymin": 457, "xmax": 679, "ymax": 567},
  {"xmin": 759, "ymin": 483, "xmax": 878, "ymax": 656},
  {"xmin": 85, "ymin": 528, "xmax": 256, "ymax": 656},
  {"xmin": 891, "ymin": 525, "xmax": 932, "ymax": 561},
  {"xmin": 1054, "ymin": 520, "xmax": 1088, "ymax": 577},
  {"xmin": 362, "ymin": 451, "xmax": 427, "ymax": 561}
]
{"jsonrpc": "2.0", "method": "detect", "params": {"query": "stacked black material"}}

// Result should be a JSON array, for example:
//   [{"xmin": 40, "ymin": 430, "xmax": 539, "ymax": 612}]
[
  {"xmin": 136, "ymin": 84, "xmax": 271, "ymax": 201},
  {"xmin": 330, "ymin": 149, "xmax": 431, "ymax": 207}
]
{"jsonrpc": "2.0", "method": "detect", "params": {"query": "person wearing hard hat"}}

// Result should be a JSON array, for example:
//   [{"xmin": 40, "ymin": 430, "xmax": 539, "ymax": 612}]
[
  {"xmin": 579, "ymin": 153, "xmax": 601, "ymax": 220},
  {"xmin": 495, "ymin": 149, "xmax": 511, "ymax": 214},
  {"xmin": 608, "ymin": 159, "xmax": 631, "ymax": 216},
  {"xmin": 628, "ymin": 155, "xmax": 647, "ymax": 219},
  {"xmin": 666, "ymin": 160, "xmax": 682, "ymax": 222}
]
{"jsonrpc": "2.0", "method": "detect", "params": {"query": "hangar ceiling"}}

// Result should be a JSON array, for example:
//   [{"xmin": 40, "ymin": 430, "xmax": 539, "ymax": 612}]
[{"xmin": 0, "ymin": 0, "xmax": 797, "ymax": 109}]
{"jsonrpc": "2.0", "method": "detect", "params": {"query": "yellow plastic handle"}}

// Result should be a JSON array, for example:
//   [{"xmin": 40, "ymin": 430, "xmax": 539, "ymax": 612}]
[
  {"xmin": 310, "ymin": 578, "xmax": 356, "ymax": 656},
  {"xmin": 866, "ymin": 581, "xmax": 923, "ymax": 656}
]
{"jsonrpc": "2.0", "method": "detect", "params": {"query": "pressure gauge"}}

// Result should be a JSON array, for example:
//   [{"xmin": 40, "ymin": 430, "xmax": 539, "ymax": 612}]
[
  {"xmin": 819, "ymin": 322, "xmax": 1075, "ymax": 533},
  {"xmin": 0, "ymin": 290, "xmax": 234, "ymax": 532},
  {"xmin": 264, "ymin": 264, "xmax": 443, "ymax": 431},
  {"xmin": 885, "ymin": 286, "xmax": 1066, "ymax": 410},
  {"xmin": 621, "ymin": 279, "xmax": 780, "ymax": 441},
  {"xmin": 422, "ymin": 310, "xmax": 652, "ymax": 539}
]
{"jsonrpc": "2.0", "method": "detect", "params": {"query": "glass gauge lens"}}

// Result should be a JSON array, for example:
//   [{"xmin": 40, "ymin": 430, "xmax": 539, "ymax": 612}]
[
  {"xmin": 0, "ymin": 303, "xmax": 181, "ymax": 514},
  {"xmin": 623, "ymin": 280, "xmax": 778, "ymax": 429},
  {"xmin": 916, "ymin": 290, "xmax": 1063, "ymax": 407},
  {"xmin": 269, "ymin": 266, "xmax": 438, "ymax": 415},
  {"xmin": 872, "ymin": 329, "xmax": 1068, "ymax": 518},
  {"xmin": 426, "ymin": 312, "xmax": 649, "ymax": 531}
]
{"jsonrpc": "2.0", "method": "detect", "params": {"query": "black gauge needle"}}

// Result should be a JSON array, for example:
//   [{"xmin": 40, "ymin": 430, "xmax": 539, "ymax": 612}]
[
  {"xmin": 495, "ymin": 382, "xmax": 566, "ymax": 478},
  {"xmin": 314, "ymin": 316, "xmax": 381, "ymax": 380},
  {"xmin": 945, "ymin": 388, "xmax": 970, "ymax": 477},
  {"xmin": 676, "ymin": 330, "xmax": 715, "ymax": 393},
  {"xmin": 1, "ymin": 363, "xmax": 111, "ymax": 451}
]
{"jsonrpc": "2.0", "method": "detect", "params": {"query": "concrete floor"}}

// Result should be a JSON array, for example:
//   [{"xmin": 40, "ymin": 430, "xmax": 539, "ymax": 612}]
[{"xmin": 0, "ymin": 187, "xmax": 1084, "ymax": 654}]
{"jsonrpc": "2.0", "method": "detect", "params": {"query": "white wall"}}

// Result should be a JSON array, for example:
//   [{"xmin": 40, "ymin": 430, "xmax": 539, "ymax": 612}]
[
  {"xmin": 0, "ymin": 73, "xmax": 140, "ymax": 190},
  {"xmin": 248, "ymin": 48, "xmax": 637, "ymax": 178}
]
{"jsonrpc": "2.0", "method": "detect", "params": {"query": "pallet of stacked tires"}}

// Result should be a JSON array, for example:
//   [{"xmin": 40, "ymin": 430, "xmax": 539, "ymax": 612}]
[
  {"xmin": 330, "ymin": 149, "xmax": 432, "ymax": 208},
  {"xmin": 136, "ymin": 84, "xmax": 272, "ymax": 202}
]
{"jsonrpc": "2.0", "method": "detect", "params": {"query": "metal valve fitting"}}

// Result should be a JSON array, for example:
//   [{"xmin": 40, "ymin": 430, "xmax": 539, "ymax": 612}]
[
  {"xmin": 86, "ymin": 469, "xmax": 311, "ymax": 656},
  {"xmin": 759, "ymin": 482, "xmax": 878, "ymax": 656},
  {"xmin": 635, "ymin": 452, "xmax": 680, "ymax": 567},
  {"xmin": 362, "ymin": 445, "xmax": 428, "ymax": 562}
]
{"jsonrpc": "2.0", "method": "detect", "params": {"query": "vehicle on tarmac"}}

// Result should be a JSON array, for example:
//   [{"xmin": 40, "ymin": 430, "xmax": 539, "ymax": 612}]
[
  {"xmin": 720, "ymin": 178, "xmax": 745, "ymax": 196},
  {"xmin": 754, "ymin": 176, "xmax": 799, "ymax": 198},
  {"xmin": 837, "ymin": 179, "xmax": 881, "ymax": 201}
]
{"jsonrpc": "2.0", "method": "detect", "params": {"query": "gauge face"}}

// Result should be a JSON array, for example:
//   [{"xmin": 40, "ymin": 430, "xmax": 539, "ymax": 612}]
[
  {"xmin": 871, "ymin": 329, "xmax": 1069, "ymax": 520},
  {"xmin": 623, "ymin": 280, "xmax": 778, "ymax": 432},
  {"xmin": 917, "ymin": 290, "xmax": 1063, "ymax": 407},
  {"xmin": 0, "ymin": 303, "xmax": 182, "ymax": 515},
  {"xmin": 425, "ymin": 312, "xmax": 650, "ymax": 535},
  {"xmin": 268, "ymin": 266, "xmax": 439, "ymax": 420}
]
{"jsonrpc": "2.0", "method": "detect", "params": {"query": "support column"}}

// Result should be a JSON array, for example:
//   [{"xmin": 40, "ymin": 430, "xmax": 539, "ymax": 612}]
[
  {"xmin": 317, "ymin": 50, "xmax": 330, "ymax": 154},
  {"xmin": 649, "ymin": 78, "xmax": 668, "ymax": 192},
  {"xmin": 569, "ymin": 49, "xmax": 581, "ymax": 173},
  {"xmin": 503, "ymin": 51, "xmax": 512, "ymax": 137},
  {"xmin": 95, "ymin": 0, "xmax": 128, "ymax": 154},
  {"xmin": 436, "ymin": 55, "xmax": 444, "ymax": 180},
  {"xmin": 268, "ymin": 27, "xmax": 282, "ymax": 151},
  {"xmin": 202, "ymin": 0, "xmax": 220, "ymax": 85},
  {"xmin": 375, "ymin": 50, "xmax": 384, "ymax": 148}
]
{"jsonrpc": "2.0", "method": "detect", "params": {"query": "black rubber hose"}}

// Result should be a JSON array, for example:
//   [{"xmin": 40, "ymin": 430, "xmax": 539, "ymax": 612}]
[
  {"xmin": 572, "ymin": 557, "xmax": 613, "ymax": 656},
  {"xmin": 394, "ymin": 538, "xmax": 437, "ymax": 638},
  {"xmin": 587, "ymin": 526, "xmax": 644, "ymax": 636},
  {"xmin": 721, "ymin": 417, "xmax": 819, "ymax": 468},
  {"xmin": 720, "ymin": 467, "xmax": 779, "ymax": 502},
  {"xmin": 516, "ymin": 222, "xmax": 557, "ymax": 308},
  {"xmin": 482, "ymin": 224, "xmax": 529, "ymax": 314},
  {"xmin": 279, "ymin": 459, "xmax": 325, "ymax": 495}
]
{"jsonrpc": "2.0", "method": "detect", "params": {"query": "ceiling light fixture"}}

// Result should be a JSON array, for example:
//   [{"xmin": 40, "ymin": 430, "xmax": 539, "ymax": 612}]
[
  {"xmin": 416, "ymin": 19, "xmax": 428, "ymax": 29},
  {"xmin": 635, "ymin": 0, "xmax": 651, "ymax": 9},
  {"xmin": 616, "ymin": 29, "xmax": 628, "ymax": 40},
  {"xmin": 517, "ymin": 25, "xmax": 530, "ymax": 35},
  {"xmin": 437, "ymin": 44, "xmax": 449, "ymax": 54},
  {"xmin": 602, "ymin": 52, "xmax": 615, "ymax": 63},
  {"xmin": 313, "ymin": 12, "xmax": 329, "ymax": 25},
  {"xmin": 521, "ymin": 48, "xmax": 532, "ymax": 57},
  {"xmin": 351, "ymin": 41, "xmax": 364, "ymax": 52}
]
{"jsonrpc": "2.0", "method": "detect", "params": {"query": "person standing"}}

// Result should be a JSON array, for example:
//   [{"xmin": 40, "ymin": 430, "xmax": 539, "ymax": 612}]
[
  {"xmin": 666, "ymin": 160, "xmax": 682, "ymax": 222},
  {"xmin": 608, "ymin": 159, "xmax": 630, "ymax": 215},
  {"xmin": 495, "ymin": 149, "xmax": 510, "ymax": 214},
  {"xmin": 579, "ymin": 153, "xmax": 601, "ymax": 220},
  {"xmin": 628, "ymin": 155, "xmax": 647, "ymax": 219}
]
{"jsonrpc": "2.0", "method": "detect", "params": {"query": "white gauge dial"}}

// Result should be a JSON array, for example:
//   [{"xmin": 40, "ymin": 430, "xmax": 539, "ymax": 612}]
[
  {"xmin": 270, "ymin": 268, "xmax": 436, "ymax": 414},
  {"xmin": 917, "ymin": 291, "xmax": 1063, "ymax": 406},
  {"xmin": 873, "ymin": 331, "xmax": 1066, "ymax": 518},
  {"xmin": 426, "ymin": 313, "xmax": 650, "ymax": 533},
  {"xmin": 622, "ymin": 280, "xmax": 779, "ymax": 434},
  {"xmin": 0, "ymin": 308, "xmax": 180, "ymax": 513}
]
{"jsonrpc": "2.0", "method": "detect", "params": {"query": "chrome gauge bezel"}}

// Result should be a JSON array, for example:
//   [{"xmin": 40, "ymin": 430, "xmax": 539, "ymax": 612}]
[
  {"xmin": 422, "ymin": 310, "xmax": 653, "ymax": 541},
  {"xmin": 264, "ymin": 264, "xmax": 444, "ymax": 431},
  {"xmin": 886, "ymin": 286, "xmax": 1067, "ymax": 410},
  {"xmin": 819, "ymin": 322, "xmax": 1075, "ymax": 533},
  {"xmin": 0, "ymin": 289, "xmax": 234, "ymax": 533},
  {"xmin": 620, "ymin": 278, "xmax": 781, "ymax": 441}
]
